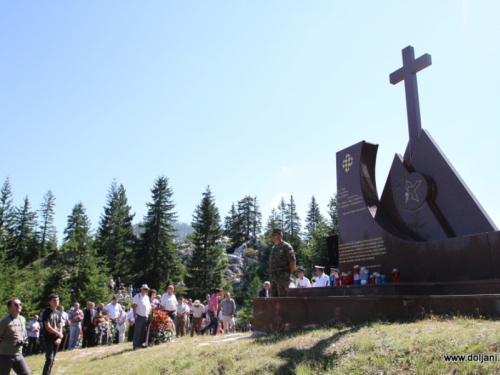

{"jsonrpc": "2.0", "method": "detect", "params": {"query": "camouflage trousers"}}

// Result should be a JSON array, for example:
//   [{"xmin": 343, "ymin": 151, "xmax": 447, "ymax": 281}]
[{"xmin": 270, "ymin": 272, "xmax": 291, "ymax": 297}]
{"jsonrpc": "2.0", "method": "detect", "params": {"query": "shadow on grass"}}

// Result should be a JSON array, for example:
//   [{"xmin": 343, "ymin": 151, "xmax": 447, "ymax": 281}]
[
  {"xmin": 271, "ymin": 326, "xmax": 357, "ymax": 375},
  {"xmin": 253, "ymin": 320, "xmax": 369, "ymax": 347},
  {"xmin": 90, "ymin": 347, "xmax": 134, "ymax": 361}
]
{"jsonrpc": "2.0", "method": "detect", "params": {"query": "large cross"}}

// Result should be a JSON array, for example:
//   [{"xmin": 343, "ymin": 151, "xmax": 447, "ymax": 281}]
[{"xmin": 390, "ymin": 46, "xmax": 432, "ymax": 163}]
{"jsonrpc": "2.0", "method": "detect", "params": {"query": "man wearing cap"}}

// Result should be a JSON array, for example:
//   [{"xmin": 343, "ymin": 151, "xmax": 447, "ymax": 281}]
[
  {"xmin": 313, "ymin": 266, "xmax": 329, "ymax": 287},
  {"xmin": 269, "ymin": 228, "xmax": 296, "ymax": 297},
  {"xmin": 296, "ymin": 268, "xmax": 311, "ymax": 288},
  {"xmin": 190, "ymin": 300, "xmax": 204, "ymax": 337},
  {"xmin": 132, "ymin": 284, "xmax": 151, "ymax": 350}
]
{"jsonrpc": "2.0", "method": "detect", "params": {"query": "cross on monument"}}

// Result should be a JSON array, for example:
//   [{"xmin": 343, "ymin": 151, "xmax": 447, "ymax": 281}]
[{"xmin": 390, "ymin": 46, "xmax": 432, "ymax": 163}]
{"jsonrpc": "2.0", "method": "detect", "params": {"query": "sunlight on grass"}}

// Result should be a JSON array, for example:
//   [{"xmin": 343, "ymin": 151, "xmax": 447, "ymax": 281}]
[{"xmin": 22, "ymin": 317, "xmax": 500, "ymax": 375}]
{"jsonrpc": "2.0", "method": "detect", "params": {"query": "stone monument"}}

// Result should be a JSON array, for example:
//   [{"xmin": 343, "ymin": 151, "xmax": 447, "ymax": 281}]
[
  {"xmin": 336, "ymin": 46, "xmax": 499, "ymax": 282},
  {"xmin": 253, "ymin": 47, "xmax": 500, "ymax": 332}
]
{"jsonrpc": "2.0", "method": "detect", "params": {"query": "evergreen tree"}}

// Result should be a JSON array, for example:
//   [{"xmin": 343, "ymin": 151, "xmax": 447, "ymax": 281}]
[
  {"xmin": 284, "ymin": 195, "xmax": 302, "ymax": 261},
  {"xmin": 224, "ymin": 202, "xmax": 244, "ymax": 252},
  {"xmin": 237, "ymin": 274, "xmax": 261, "ymax": 324},
  {"xmin": 0, "ymin": 177, "xmax": 15, "ymax": 255},
  {"xmin": 277, "ymin": 197, "xmax": 287, "ymax": 234},
  {"xmin": 11, "ymin": 196, "xmax": 39, "ymax": 266},
  {"xmin": 185, "ymin": 187, "xmax": 227, "ymax": 300},
  {"xmin": 223, "ymin": 203, "xmax": 237, "ymax": 237},
  {"xmin": 0, "ymin": 251, "xmax": 16, "ymax": 316},
  {"xmin": 304, "ymin": 196, "xmax": 325, "ymax": 243},
  {"xmin": 62, "ymin": 202, "xmax": 93, "ymax": 265},
  {"xmin": 327, "ymin": 194, "xmax": 339, "ymax": 235},
  {"xmin": 237, "ymin": 196, "xmax": 254, "ymax": 237},
  {"xmin": 135, "ymin": 176, "xmax": 182, "ymax": 290},
  {"xmin": 0, "ymin": 177, "xmax": 14, "ymax": 236},
  {"xmin": 69, "ymin": 255, "xmax": 110, "ymax": 306},
  {"xmin": 251, "ymin": 196, "xmax": 262, "ymax": 237},
  {"xmin": 38, "ymin": 190, "xmax": 57, "ymax": 258},
  {"xmin": 95, "ymin": 180, "xmax": 136, "ymax": 278},
  {"xmin": 306, "ymin": 222, "xmax": 331, "ymax": 271},
  {"xmin": 41, "ymin": 265, "xmax": 72, "ymax": 309}
]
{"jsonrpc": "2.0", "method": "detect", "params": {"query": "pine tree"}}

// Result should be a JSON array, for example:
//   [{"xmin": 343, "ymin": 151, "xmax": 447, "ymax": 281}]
[
  {"xmin": 327, "ymin": 194, "xmax": 339, "ymax": 235},
  {"xmin": 237, "ymin": 274, "xmax": 261, "ymax": 324},
  {"xmin": 95, "ymin": 180, "xmax": 136, "ymax": 278},
  {"xmin": 11, "ymin": 196, "xmax": 39, "ymax": 266},
  {"xmin": 223, "ymin": 203, "xmax": 237, "ymax": 237},
  {"xmin": 185, "ymin": 187, "xmax": 227, "ymax": 300},
  {"xmin": 284, "ymin": 195, "xmax": 302, "ymax": 261},
  {"xmin": 0, "ymin": 251, "xmax": 16, "ymax": 316},
  {"xmin": 251, "ymin": 196, "xmax": 262, "ymax": 237},
  {"xmin": 0, "ymin": 177, "xmax": 15, "ymax": 255},
  {"xmin": 0, "ymin": 177, "xmax": 14, "ymax": 234},
  {"xmin": 277, "ymin": 197, "xmax": 287, "ymax": 234},
  {"xmin": 38, "ymin": 190, "xmax": 57, "ymax": 258},
  {"xmin": 304, "ymin": 196, "xmax": 325, "ymax": 243},
  {"xmin": 237, "ymin": 196, "xmax": 254, "ymax": 237},
  {"xmin": 62, "ymin": 202, "xmax": 93, "ymax": 264},
  {"xmin": 69, "ymin": 255, "xmax": 110, "ymax": 306},
  {"xmin": 224, "ymin": 202, "xmax": 244, "ymax": 252},
  {"xmin": 135, "ymin": 176, "xmax": 182, "ymax": 290}
]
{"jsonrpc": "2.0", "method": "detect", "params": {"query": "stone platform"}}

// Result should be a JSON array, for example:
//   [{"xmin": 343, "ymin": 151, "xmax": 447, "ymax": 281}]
[{"xmin": 253, "ymin": 281, "xmax": 500, "ymax": 333}]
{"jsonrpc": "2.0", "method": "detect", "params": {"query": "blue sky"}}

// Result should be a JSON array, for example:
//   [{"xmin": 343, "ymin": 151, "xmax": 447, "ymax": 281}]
[{"xmin": 1, "ymin": 1, "xmax": 499, "ymax": 238}]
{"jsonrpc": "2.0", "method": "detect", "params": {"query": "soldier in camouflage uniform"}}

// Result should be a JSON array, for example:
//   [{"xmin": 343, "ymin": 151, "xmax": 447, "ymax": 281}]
[{"xmin": 268, "ymin": 228, "xmax": 296, "ymax": 297}]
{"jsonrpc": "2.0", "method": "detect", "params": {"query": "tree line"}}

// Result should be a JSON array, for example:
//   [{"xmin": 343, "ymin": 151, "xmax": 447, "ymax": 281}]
[{"xmin": 0, "ymin": 175, "xmax": 337, "ymax": 318}]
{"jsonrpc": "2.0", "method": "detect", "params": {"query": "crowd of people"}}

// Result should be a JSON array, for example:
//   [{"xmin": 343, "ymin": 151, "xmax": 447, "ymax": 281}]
[
  {"xmin": 0, "ymin": 283, "xmax": 248, "ymax": 375},
  {"xmin": 0, "ymin": 228, "xmax": 322, "ymax": 375}
]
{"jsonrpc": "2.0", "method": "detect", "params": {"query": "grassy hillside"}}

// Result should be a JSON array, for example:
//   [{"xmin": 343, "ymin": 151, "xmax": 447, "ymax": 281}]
[{"xmin": 24, "ymin": 317, "xmax": 500, "ymax": 375}]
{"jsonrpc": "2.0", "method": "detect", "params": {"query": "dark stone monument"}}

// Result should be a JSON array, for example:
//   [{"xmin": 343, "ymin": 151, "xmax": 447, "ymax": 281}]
[
  {"xmin": 253, "ymin": 46, "xmax": 500, "ymax": 332},
  {"xmin": 336, "ymin": 46, "xmax": 499, "ymax": 282}
]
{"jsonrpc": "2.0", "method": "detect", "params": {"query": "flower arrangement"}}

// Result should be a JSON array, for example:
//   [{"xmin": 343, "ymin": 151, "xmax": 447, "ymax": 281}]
[
  {"xmin": 148, "ymin": 310, "xmax": 174, "ymax": 345},
  {"xmin": 93, "ymin": 313, "xmax": 115, "ymax": 345}
]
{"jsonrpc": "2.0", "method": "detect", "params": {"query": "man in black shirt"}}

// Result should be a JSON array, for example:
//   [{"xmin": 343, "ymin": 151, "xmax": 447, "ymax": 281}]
[{"xmin": 42, "ymin": 294, "xmax": 62, "ymax": 375}]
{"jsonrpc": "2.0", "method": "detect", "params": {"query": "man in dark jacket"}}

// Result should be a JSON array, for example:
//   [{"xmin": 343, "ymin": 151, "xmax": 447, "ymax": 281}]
[
  {"xmin": 258, "ymin": 281, "xmax": 270, "ymax": 298},
  {"xmin": 82, "ymin": 302, "xmax": 95, "ymax": 348}
]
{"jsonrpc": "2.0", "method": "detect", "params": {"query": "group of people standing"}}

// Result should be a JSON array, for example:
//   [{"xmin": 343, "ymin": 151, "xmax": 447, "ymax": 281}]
[{"xmin": 131, "ymin": 284, "xmax": 237, "ymax": 349}]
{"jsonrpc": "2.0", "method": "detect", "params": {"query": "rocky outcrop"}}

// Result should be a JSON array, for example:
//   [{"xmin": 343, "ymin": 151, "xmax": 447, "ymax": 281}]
[{"xmin": 176, "ymin": 239, "xmax": 267, "ymax": 291}]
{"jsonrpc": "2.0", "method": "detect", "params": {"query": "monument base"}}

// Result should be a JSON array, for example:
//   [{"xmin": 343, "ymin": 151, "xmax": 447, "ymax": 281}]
[{"xmin": 253, "ymin": 281, "xmax": 500, "ymax": 333}]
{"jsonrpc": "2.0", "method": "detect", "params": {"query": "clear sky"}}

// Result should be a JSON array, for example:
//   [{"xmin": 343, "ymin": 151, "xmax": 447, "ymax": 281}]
[{"xmin": 1, "ymin": 1, "xmax": 499, "ymax": 238}]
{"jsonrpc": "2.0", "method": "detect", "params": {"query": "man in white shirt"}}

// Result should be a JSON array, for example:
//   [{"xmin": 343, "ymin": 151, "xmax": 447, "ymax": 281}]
[
  {"xmin": 26, "ymin": 314, "xmax": 40, "ymax": 356},
  {"xmin": 175, "ymin": 297, "xmax": 189, "ymax": 337},
  {"xmin": 296, "ymin": 268, "xmax": 311, "ymax": 288},
  {"xmin": 190, "ymin": 300, "xmax": 204, "ymax": 337},
  {"xmin": 57, "ymin": 305, "xmax": 69, "ymax": 351},
  {"xmin": 105, "ymin": 296, "xmax": 123, "ymax": 344},
  {"xmin": 313, "ymin": 265, "xmax": 329, "ymax": 287},
  {"xmin": 160, "ymin": 285, "xmax": 178, "ymax": 322},
  {"xmin": 132, "ymin": 285, "xmax": 151, "ymax": 350}
]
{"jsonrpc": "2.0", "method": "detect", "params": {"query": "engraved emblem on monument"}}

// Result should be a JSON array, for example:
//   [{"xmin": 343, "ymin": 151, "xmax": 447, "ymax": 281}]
[
  {"xmin": 396, "ymin": 172, "xmax": 429, "ymax": 211},
  {"xmin": 342, "ymin": 154, "xmax": 353, "ymax": 172},
  {"xmin": 405, "ymin": 180, "xmax": 422, "ymax": 203}
]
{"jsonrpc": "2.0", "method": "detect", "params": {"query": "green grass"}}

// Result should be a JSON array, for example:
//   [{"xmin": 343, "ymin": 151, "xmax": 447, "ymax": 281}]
[{"xmin": 23, "ymin": 317, "xmax": 500, "ymax": 375}]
